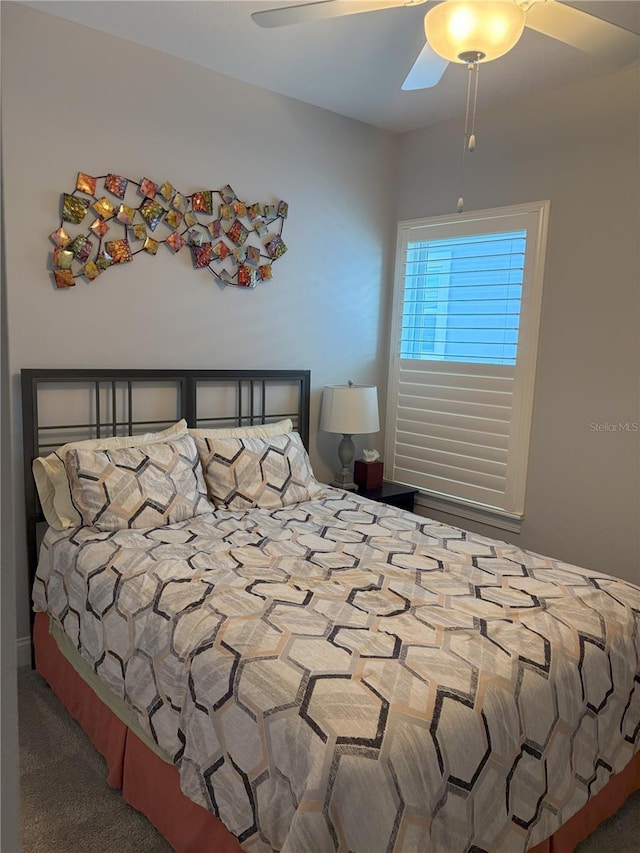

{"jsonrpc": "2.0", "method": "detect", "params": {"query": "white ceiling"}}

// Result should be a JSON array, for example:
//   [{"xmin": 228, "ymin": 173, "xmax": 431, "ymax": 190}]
[{"xmin": 24, "ymin": 1, "xmax": 640, "ymax": 133}]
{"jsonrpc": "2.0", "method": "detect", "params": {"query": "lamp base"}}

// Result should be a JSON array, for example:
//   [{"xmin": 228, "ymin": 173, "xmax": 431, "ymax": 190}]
[
  {"xmin": 330, "ymin": 470, "xmax": 357, "ymax": 491},
  {"xmin": 330, "ymin": 434, "xmax": 357, "ymax": 490}
]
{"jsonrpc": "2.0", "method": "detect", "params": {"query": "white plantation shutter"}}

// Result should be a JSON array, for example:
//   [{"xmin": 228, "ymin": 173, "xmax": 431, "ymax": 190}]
[{"xmin": 386, "ymin": 202, "xmax": 549, "ymax": 522}]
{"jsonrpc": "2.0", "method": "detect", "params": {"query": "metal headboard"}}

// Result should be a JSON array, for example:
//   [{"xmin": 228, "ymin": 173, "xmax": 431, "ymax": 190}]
[{"xmin": 21, "ymin": 367, "xmax": 311, "ymax": 644}]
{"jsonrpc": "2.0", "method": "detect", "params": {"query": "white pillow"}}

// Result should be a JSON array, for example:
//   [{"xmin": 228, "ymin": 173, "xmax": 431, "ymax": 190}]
[
  {"xmin": 33, "ymin": 419, "xmax": 188, "ymax": 530},
  {"xmin": 188, "ymin": 417, "xmax": 293, "ymax": 440}
]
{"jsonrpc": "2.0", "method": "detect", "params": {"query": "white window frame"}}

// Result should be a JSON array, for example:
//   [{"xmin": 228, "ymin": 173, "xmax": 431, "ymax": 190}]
[{"xmin": 385, "ymin": 201, "xmax": 550, "ymax": 530}]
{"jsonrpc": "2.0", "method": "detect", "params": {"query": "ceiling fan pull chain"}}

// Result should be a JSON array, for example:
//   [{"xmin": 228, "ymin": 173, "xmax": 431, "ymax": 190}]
[
  {"xmin": 456, "ymin": 59, "xmax": 478, "ymax": 213},
  {"xmin": 458, "ymin": 62, "xmax": 471, "ymax": 212},
  {"xmin": 468, "ymin": 60, "xmax": 480, "ymax": 152},
  {"xmin": 463, "ymin": 59, "xmax": 474, "ymax": 151}
]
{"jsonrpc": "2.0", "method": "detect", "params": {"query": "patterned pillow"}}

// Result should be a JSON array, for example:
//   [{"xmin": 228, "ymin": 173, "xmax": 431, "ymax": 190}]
[
  {"xmin": 65, "ymin": 434, "xmax": 213, "ymax": 531},
  {"xmin": 32, "ymin": 419, "xmax": 189, "ymax": 531},
  {"xmin": 194, "ymin": 432, "xmax": 325, "ymax": 510}
]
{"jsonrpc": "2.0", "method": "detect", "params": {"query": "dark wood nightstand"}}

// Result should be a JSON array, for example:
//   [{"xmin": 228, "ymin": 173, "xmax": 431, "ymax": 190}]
[{"xmin": 357, "ymin": 480, "xmax": 419, "ymax": 512}]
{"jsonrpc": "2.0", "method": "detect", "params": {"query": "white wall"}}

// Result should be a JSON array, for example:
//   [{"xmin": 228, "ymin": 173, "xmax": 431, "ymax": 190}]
[
  {"xmin": 395, "ymin": 66, "xmax": 640, "ymax": 585},
  {"xmin": 1, "ymin": 2, "xmax": 398, "ymax": 645}
]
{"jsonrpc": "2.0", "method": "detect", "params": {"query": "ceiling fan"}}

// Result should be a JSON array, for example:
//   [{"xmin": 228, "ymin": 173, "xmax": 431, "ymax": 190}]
[{"xmin": 251, "ymin": 1, "xmax": 640, "ymax": 91}]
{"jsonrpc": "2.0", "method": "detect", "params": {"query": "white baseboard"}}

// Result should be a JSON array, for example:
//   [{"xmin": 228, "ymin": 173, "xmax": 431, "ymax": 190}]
[{"xmin": 17, "ymin": 635, "xmax": 32, "ymax": 669}]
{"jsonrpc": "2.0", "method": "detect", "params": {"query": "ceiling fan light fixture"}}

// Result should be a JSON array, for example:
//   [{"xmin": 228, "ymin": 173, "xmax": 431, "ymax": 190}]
[{"xmin": 425, "ymin": 1, "xmax": 526, "ymax": 64}]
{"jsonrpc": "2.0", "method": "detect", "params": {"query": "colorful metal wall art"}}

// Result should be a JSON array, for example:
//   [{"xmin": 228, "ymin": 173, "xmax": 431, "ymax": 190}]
[{"xmin": 50, "ymin": 173, "xmax": 288, "ymax": 289}]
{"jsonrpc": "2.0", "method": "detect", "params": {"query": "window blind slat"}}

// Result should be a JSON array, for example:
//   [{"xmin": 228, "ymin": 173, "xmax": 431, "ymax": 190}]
[
  {"xmin": 399, "ymin": 363, "xmax": 515, "ymax": 388},
  {"xmin": 393, "ymin": 457, "xmax": 507, "ymax": 494},
  {"xmin": 401, "ymin": 330, "xmax": 520, "ymax": 341},
  {"xmin": 396, "ymin": 436, "xmax": 507, "ymax": 472},
  {"xmin": 397, "ymin": 383, "xmax": 512, "ymax": 407},
  {"xmin": 397, "ymin": 409, "xmax": 511, "ymax": 440},
  {"xmin": 397, "ymin": 409, "xmax": 511, "ymax": 437},
  {"xmin": 397, "ymin": 405, "xmax": 513, "ymax": 425},
  {"xmin": 404, "ymin": 275, "xmax": 524, "ymax": 290},
  {"xmin": 396, "ymin": 417, "xmax": 510, "ymax": 450},
  {"xmin": 392, "ymin": 467, "xmax": 506, "ymax": 506}
]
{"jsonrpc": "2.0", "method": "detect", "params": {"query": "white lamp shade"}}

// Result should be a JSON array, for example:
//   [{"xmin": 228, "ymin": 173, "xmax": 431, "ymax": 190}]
[
  {"xmin": 320, "ymin": 385, "xmax": 380, "ymax": 435},
  {"xmin": 425, "ymin": 1, "xmax": 526, "ymax": 63}
]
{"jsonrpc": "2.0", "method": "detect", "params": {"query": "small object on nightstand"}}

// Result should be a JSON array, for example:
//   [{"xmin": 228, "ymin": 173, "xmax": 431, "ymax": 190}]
[{"xmin": 354, "ymin": 459, "xmax": 384, "ymax": 490}]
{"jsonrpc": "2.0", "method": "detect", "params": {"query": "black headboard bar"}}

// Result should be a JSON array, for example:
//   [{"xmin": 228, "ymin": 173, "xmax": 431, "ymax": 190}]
[{"xmin": 21, "ymin": 367, "xmax": 311, "ymax": 659}]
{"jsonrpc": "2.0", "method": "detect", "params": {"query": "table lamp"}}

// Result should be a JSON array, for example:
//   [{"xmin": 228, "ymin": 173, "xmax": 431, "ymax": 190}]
[{"xmin": 320, "ymin": 382, "xmax": 380, "ymax": 490}]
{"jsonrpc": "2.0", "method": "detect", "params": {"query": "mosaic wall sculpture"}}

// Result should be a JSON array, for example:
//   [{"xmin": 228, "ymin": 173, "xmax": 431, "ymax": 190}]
[{"xmin": 50, "ymin": 173, "xmax": 289, "ymax": 289}]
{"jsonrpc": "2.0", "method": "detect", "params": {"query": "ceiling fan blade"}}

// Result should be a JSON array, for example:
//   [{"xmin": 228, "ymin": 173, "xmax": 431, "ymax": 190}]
[
  {"xmin": 252, "ymin": 0, "xmax": 411, "ymax": 29},
  {"xmin": 401, "ymin": 40, "xmax": 449, "ymax": 89},
  {"xmin": 525, "ymin": 0, "xmax": 640, "ymax": 67}
]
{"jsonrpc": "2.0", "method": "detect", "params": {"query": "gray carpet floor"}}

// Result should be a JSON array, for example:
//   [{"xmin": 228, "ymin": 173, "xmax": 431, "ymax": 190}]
[
  {"xmin": 18, "ymin": 667, "xmax": 640, "ymax": 852},
  {"xmin": 19, "ymin": 668, "xmax": 171, "ymax": 853}
]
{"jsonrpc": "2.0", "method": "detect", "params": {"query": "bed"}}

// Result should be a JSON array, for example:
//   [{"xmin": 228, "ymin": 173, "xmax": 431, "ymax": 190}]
[{"xmin": 22, "ymin": 368, "xmax": 640, "ymax": 853}]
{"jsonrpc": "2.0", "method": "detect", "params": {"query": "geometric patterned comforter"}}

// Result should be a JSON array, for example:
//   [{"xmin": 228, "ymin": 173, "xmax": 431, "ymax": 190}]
[{"xmin": 33, "ymin": 489, "xmax": 640, "ymax": 852}]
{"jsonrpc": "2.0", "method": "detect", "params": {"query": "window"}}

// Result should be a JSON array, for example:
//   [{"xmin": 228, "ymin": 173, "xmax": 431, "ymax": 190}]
[
  {"xmin": 400, "ymin": 230, "xmax": 526, "ymax": 364},
  {"xmin": 386, "ymin": 201, "xmax": 549, "ymax": 527}
]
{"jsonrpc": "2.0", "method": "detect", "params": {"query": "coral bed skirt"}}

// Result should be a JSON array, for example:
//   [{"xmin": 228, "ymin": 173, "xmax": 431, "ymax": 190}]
[{"xmin": 33, "ymin": 611, "xmax": 639, "ymax": 853}]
